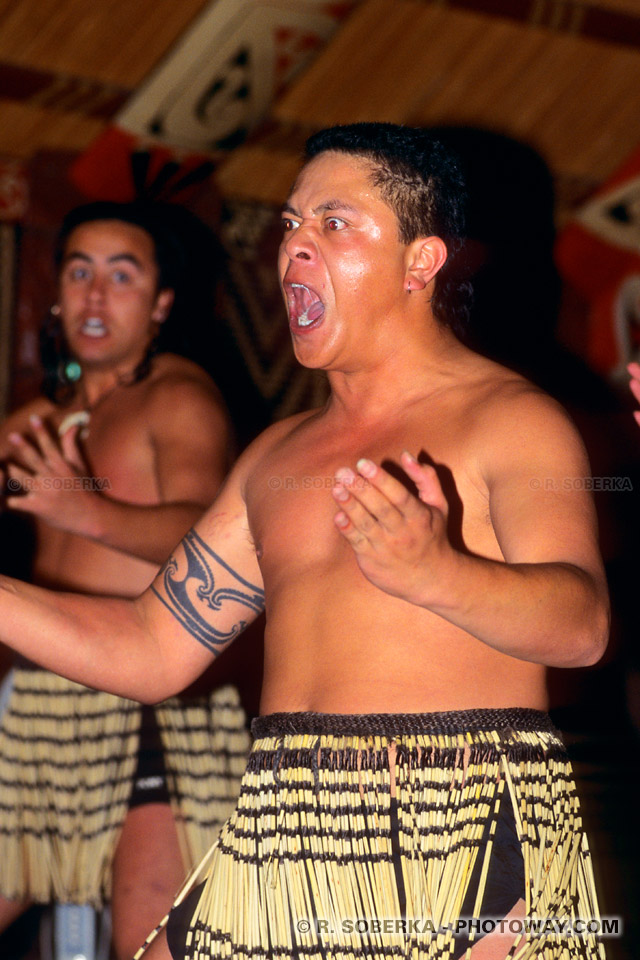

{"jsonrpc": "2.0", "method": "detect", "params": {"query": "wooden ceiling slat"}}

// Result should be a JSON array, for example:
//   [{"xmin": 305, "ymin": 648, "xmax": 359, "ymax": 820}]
[
  {"xmin": 0, "ymin": 0, "xmax": 210, "ymax": 85},
  {"xmin": 0, "ymin": 99, "xmax": 104, "ymax": 158},
  {"xmin": 215, "ymin": 143, "xmax": 306, "ymax": 208},
  {"xmin": 466, "ymin": 37, "xmax": 640, "ymax": 181},
  {"xmin": 528, "ymin": 52, "xmax": 640, "ymax": 180},
  {"xmin": 433, "ymin": 0, "xmax": 640, "ymax": 48},
  {"xmin": 417, "ymin": 31, "xmax": 591, "ymax": 137},
  {"xmin": 274, "ymin": 2, "xmax": 490, "ymax": 127},
  {"xmin": 272, "ymin": 0, "xmax": 640, "ymax": 187},
  {"xmin": 406, "ymin": 19, "xmax": 549, "ymax": 127},
  {"xmin": 0, "ymin": 0, "xmax": 638, "ymax": 201}
]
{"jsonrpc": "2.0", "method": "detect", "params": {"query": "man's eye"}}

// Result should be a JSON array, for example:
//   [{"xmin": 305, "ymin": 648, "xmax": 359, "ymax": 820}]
[
  {"xmin": 281, "ymin": 218, "xmax": 299, "ymax": 232},
  {"xmin": 326, "ymin": 217, "xmax": 345, "ymax": 231},
  {"xmin": 68, "ymin": 266, "xmax": 89, "ymax": 281},
  {"xmin": 112, "ymin": 270, "xmax": 132, "ymax": 284}
]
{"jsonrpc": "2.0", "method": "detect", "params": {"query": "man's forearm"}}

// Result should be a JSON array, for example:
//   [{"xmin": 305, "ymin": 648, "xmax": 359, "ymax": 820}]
[
  {"xmin": 423, "ymin": 552, "xmax": 609, "ymax": 667},
  {"xmin": 77, "ymin": 496, "xmax": 209, "ymax": 564},
  {"xmin": 0, "ymin": 575, "xmax": 166, "ymax": 700}
]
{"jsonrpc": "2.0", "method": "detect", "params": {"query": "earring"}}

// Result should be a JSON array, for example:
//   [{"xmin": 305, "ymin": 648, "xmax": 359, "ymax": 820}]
[
  {"xmin": 407, "ymin": 282, "xmax": 412, "ymax": 294},
  {"xmin": 57, "ymin": 359, "xmax": 82, "ymax": 384},
  {"xmin": 51, "ymin": 304, "xmax": 61, "ymax": 316}
]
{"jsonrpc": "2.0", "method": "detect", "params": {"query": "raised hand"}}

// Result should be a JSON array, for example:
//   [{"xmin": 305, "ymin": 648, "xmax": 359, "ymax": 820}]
[
  {"xmin": 331, "ymin": 450, "xmax": 454, "ymax": 606},
  {"xmin": 629, "ymin": 361, "xmax": 640, "ymax": 428},
  {"xmin": 5, "ymin": 414, "xmax": 99, "ymax": 534}
]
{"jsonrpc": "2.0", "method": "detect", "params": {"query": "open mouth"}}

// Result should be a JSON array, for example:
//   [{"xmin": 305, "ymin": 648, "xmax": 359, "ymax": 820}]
[
  {"xmin": 80, "ymin": 317, "xmax": 108, "ymax": 338},
  {"xmin": 286, "ymin": 283, "xmax": 325, "ymax": 329}
]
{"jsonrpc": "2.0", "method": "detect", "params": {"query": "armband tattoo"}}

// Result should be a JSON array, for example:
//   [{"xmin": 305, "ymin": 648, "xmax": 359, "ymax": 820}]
[{"xmin": 152, "ymin": 528, "xmax": 264, "ymax": 654}]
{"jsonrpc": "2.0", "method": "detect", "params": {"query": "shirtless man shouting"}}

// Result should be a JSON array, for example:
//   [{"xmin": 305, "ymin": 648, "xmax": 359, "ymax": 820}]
[
  {"xmin": 0, "ymin": 202, "xmax": 249, "ymax": 960},
  {"xmin": 0, "ymin": 127, "xmax": 608, "ymax": 960}
]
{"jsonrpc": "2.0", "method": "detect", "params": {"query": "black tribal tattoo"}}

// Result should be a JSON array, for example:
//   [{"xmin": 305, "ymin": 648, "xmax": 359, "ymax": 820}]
[{"xmin": 152, "ymin": 528, "xmax": 264, "ymax": 654}]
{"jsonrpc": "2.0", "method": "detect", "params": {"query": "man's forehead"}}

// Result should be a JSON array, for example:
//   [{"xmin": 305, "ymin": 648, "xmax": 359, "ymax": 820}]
[
  {"xmin": 285, "ymin": 152, "xmax": 380, "ymax": 211},
  {"xmin": 63, "ymin": 219, "xmax": 156, "ymax": 262}
]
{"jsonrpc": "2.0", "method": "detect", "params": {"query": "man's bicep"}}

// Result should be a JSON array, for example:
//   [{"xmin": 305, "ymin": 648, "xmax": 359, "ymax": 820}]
[
  {"xmin": 488, "ymin": 410, "xmax": 603, "ymax": 573},
  {"xmin": 151, "ymin": 524, "xmax": 264, "ymax": 657},
  {"xmin": 151, "ymin": 383, "xmax": 233, "ymax": 506},
  {"xmin": 138, "ymin": 498, "xmax": 265, "ymax": 691}
]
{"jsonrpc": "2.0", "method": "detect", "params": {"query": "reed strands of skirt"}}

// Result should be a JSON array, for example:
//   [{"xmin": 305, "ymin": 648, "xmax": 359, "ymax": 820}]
[
  {"xmin": 0, "ymin": 666, "xmax": 139, "ymax": 904},
  {"xmin": 0, "ymin": 666, "xmax": 250, "ymax": 906},
  {"xmin": 156, "ymin": 685, "xmax": 251, "ymax": 868},
  {"xmin": 153, "ymin": 709, "xmax": 604, "ymax": 960}
]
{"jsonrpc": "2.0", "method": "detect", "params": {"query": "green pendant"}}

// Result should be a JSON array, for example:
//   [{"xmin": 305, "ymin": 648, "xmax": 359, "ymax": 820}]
[{"xmin": 64, "ymin": 360, "xmax": 82, "ymax": 382}]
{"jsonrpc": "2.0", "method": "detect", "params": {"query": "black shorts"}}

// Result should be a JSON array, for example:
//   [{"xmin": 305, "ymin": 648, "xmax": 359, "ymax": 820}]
[{"xmin": 129, "ymin": 704, "xmax": 171, "ymax": 808}]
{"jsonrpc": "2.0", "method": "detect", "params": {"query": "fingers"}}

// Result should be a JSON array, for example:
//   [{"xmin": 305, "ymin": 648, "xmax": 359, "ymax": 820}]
[
  {"xmin": 628, "ymin": 364, "xmax": 640, "ymax": 426},
  {"xmin": 7, "ymin": 430, "xmax": 42, "ymax": 471},
  {"xmin": 59, "ymin": 423, "xmax": 86, "ymax": 471},
  {"xmin": 5, "ymin": 464, "xmax": 35, "ymax": 511},
  {"xmin": 8, "ymin": 415, "xmax": 68, "ymax": 472},
  {"xmin": 27, "ymin": 415, "xmax": 66, "ymax": 464},
  {"xmin": 333, "ymin": 469, "xmax": 382, "ymax": 545},
  {"xmin": 332, "ymin": 461, "xmax": 417, "ymax": 536},
  {"xmin": 629, "ymin": 368, "xmax": 640, "ymax": 400},
  {"xmin": 399, "ymin": 451, "xmax": 448, "ymax": 514},
  {"xmin": 331, "ymin": 454, "xmax": 448, "ymax": 545}
]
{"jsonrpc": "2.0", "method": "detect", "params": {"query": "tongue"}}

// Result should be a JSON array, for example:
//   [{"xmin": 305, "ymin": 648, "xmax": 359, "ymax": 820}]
[
  {"xmin": 301, "ymin": 300, "xmax": 324, "ymax": 326},
  {"xmin": 292, "ymin": 286, "xmax": 324, "ymax": 326}
]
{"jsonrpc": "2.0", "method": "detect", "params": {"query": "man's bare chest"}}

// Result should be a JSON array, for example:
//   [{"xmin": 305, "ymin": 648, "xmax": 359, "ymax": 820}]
[
  {"xmin": 52, "ymin": 405, "xmax": 158, "ymax": 503},
  {"xmin": 247, "ymin": 416, "xmax": 498, "ymax": 572}
]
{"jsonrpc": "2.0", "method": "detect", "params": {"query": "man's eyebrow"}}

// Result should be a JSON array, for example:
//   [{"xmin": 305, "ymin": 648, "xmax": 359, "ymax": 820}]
[
  {"xmin": 314, "ymin": 199, "xmax": 359, "ymax": 216},
  {"xmin": 107, "ymin": 253, "xmax": 144, "ymax": 268},
  {"xmin": 62, "ymin": 251, "xmax": 144, "ymax": 269},
  {"xmin": 281, "ymin": 202, "xmax": 299, "ymax": 217},
  {"xmin": 62, "ymin": 251, "xmax": 92, "ymax": 264},
  {"xmin": 281, "ymin": 199, "xmax": 359, "ymax": 217}
]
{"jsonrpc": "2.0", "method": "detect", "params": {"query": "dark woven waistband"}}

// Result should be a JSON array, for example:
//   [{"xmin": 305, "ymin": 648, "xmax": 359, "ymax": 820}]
[{"xmin": 251, "ymin": 708, "xmax": 558, "ymax": 740}]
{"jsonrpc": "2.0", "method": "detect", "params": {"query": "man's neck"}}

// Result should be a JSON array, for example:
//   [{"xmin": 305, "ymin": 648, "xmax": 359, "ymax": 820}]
[
  {"xmin": 75, "ymin": 361, "xmax": 144, "ymax": 410},
  {"xmin": 325, "ymin": 327, "xmax": 468, "ymax": 423}
]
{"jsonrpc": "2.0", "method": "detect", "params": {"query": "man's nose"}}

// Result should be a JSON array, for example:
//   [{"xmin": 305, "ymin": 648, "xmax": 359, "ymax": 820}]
[
  {"xmin": 86, "ymin": 275, "xmax": 106, "ymax": 301},
  {"xmin": 283, "ymin": 223, "xmax": 316, "ymax": 262}
]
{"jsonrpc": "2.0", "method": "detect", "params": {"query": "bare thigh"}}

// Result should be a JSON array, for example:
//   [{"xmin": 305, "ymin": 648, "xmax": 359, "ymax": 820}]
[
  {"xmin": 466, "ymin": 898, "xmax": 526, "ymax": 959},
  {"xmin": 0, "ymin": 895, "xmax": 31, "ymax": 935},
  {"xmin": 110, "ymin": 803, "xmax": 185, "ymax": 960}
]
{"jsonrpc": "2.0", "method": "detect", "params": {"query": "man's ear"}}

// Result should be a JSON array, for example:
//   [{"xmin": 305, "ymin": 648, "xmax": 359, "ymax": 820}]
[
  {"xmin": 405, "ymin": 236, "xmax": 448, "ymax": 292},
  {"xmin": 151, "ymin": 289, "xmax": 174, "ymax": 323}
]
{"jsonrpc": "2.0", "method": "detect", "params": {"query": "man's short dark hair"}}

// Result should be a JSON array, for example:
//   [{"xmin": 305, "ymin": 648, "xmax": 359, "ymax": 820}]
[
  {"xmin": 43, "ymin": 201, "xmax": 225, "ymax": 403},
  {"xmin": 54, "ymin": 200, "xmax": 187, "ymax": 293},
  {"xmin": 305, "ymin": 123, "xmax": 472, "ymax": 335}
]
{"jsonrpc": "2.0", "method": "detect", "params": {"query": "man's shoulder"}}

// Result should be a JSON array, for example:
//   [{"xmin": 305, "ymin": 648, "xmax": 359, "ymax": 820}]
[
  {"xmin": 459, "ymin": 354, "xmax": 569, "ymax": 427},
  {"xmin": 145, "ymin": 353, "xmax": 219, "ymax": 392},
  {"xmin": 459, "ymin": 356, "xmax": 586, "ymax": 476},
  {"xmin": 140, "ymin": 354, "xmax": 225, "ymax": 414},
  {"xmin": 231, "ymin": 408, "xmax": 320, "ymax": 486},
  {"xmin": 244, "ymin": 408, "xmax": 319, "ymax": 460}
]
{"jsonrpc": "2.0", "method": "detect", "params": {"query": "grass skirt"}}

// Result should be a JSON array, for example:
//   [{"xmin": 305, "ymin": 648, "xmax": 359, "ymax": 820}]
[
  {"xmin": 0, "ymin": 665, "xmax": 250, "ymax": 905},
  {"xmin": 154, "ymin": 708, "xmax": 604, "ymax": 960}
]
